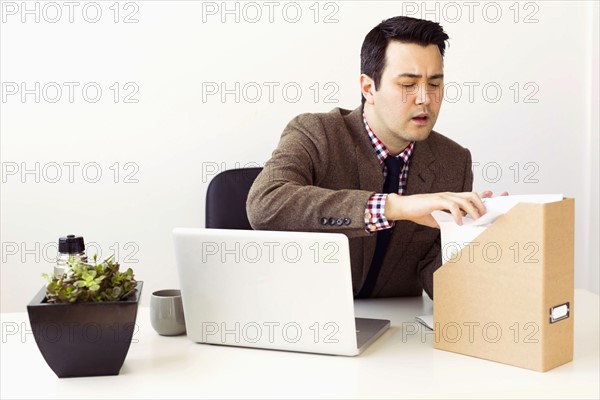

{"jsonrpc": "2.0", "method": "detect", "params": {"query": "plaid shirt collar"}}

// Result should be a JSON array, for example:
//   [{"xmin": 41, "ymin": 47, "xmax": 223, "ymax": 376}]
[{"xmin": 362, "ymin": 112, "xmax": 415, "ymax": 166}]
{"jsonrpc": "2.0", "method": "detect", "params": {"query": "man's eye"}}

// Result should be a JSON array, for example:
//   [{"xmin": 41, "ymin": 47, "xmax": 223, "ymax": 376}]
[
  {"xmin": 429, "ymin": 83, "xmax": 441, "ymax": 88},
  {"xmin": 401, "ymin": 84, "xmax": 416, "ymax": 88}
]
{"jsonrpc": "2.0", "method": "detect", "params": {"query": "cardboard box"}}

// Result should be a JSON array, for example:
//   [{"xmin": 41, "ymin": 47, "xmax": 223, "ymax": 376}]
[{"xmin": 433, "ymin": 198, "xmax": 574, "ymax": 372}]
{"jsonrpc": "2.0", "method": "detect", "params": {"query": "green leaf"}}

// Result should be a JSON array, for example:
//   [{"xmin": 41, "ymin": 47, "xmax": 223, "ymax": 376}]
[{"xmin": 43, "ymin": 252, "xmax": 138, "ymax": 303}]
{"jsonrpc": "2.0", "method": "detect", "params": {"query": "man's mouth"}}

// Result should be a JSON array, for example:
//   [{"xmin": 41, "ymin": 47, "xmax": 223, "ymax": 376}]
[{"xmin": 411, "ymin": 113, "xmax": 430, "ymax": 125}]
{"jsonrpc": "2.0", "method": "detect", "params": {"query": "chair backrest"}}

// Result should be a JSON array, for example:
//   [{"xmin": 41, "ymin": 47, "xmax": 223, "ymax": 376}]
[{"xmin": 205, "ymin": 168, "xmax": 263, "ymax": 229}]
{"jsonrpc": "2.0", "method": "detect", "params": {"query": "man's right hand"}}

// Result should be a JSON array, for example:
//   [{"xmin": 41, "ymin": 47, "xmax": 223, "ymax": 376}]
[{"xmin": 384, "ymin": 192, "xmax": 487, "ymax": 228}]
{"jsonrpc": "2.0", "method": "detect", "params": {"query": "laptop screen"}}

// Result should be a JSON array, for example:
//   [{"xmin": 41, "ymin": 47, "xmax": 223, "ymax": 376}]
[{"xmin": 173, "ymin": 228, "xmax": 361, "ymax": 355}]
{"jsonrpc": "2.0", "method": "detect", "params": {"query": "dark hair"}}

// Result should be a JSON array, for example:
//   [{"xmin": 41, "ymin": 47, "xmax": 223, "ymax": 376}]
[{"xmin": 360, "ymin": 16, "xmax": 449, "ymax": 104}]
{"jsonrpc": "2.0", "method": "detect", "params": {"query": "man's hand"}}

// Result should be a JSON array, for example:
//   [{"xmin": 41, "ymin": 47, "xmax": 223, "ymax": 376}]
[
  {"xmin": 384, "ymin": 192, "xmax": 484, "ymax": 228},
  {"xmin": 384, "ymin": 190, "xmax": 510, "ymax": 228},
  {"xmin": 480, "ymin": 190, "xmax": 509, "ymax": 199}
]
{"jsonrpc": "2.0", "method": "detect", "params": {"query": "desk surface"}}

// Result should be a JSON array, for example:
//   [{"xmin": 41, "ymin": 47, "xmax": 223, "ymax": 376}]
[{"xmin": 1, "ymin": 289, "xmax": 598, "ymax": 399}]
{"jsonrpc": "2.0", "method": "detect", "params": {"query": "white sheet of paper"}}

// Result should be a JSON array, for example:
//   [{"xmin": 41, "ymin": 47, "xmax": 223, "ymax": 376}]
[
  {"xmin": 432, "ymin": 194, "xmax": 563, "ymax": 263},
  {"xmin": 415, "ymin": 315, "xmax": 434, "ymax": 331}
]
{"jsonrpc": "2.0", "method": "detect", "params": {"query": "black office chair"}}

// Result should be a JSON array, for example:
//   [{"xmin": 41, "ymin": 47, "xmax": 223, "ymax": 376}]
[{"xmin": 205, "ymin": 167, "xmax": 263, "ymax": 229}]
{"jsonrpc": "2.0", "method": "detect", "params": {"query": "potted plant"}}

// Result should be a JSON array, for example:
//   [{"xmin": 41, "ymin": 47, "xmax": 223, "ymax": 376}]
[{"xmin": 27, "ymin": 254, "xmax": 143, "ymax": 378}]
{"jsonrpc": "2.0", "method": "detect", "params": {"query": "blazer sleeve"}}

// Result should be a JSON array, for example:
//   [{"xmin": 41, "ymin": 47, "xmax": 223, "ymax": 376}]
[
  {"xmin": 418, "ymin": 147, "xmax": 474, "ymax": 299},
  {"xmin": 246, "ymin": 113, "xmax": 375, "ymax": 238}
]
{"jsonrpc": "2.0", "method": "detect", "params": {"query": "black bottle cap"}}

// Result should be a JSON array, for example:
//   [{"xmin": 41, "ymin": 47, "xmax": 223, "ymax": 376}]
[{"xmin": 58, "ymin": 235, "xmax": 85, "ymax": 254}]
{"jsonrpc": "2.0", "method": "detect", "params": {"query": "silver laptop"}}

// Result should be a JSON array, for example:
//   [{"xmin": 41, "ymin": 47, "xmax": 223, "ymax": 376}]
[{"xmin": 173, "ymin": 228, "xmax": 390, "ymax": 356}]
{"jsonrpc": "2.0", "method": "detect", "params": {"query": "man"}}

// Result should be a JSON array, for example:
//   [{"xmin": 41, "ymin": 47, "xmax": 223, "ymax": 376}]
[{"xmin": 247, "ymin": 16, "xmax": 492, "ymax": 299}]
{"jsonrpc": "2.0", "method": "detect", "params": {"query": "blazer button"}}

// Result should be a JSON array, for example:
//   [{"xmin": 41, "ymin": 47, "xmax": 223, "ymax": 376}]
[
  {"xmin": 343, "ymin": 218, "xmax": 351, "ymax": 225},
  {"xmin": 328, "ymin": 217, "xmax": 336, "ymax": 225},
  {"xmin": 320, "ymin": 217, "xmax": 328, "ymax": 225},
  {"xmin": 336, "ymin": 218, "xmax": 344, "ymax": 226}
]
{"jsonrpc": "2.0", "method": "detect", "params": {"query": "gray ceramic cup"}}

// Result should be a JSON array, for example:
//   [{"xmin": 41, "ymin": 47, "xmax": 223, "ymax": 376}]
[{"xmin": 150, "ymin": 289, "xmax": 186, "ymax": 336}]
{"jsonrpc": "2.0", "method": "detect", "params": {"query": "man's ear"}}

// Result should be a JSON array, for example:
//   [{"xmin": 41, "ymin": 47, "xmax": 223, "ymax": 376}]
[{"xmin": 360, "ymin": 74, "xmax": 376, "ymax": 105}]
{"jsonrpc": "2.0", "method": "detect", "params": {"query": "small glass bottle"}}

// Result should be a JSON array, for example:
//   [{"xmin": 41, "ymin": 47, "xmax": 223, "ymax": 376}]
[{"xmin": 54, "ymin": 234, "xmax": 87, "ymax": 278}]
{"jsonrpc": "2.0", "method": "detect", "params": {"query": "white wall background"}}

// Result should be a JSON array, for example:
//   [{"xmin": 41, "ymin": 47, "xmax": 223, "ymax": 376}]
[{"xmin": 1, "ymin": 0, "xmax": 598, "ymax": 312}]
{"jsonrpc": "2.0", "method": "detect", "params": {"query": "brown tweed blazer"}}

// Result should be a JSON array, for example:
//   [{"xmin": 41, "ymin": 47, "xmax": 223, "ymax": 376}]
[{"xmin": 247, "ymin": 105, "xmax": 473, "ymax": 298}]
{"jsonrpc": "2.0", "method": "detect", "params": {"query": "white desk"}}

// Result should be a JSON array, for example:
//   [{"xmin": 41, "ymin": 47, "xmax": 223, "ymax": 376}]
[{"xmin": 1, "ymin": 289, "xmax": 598, "ymax": 399}]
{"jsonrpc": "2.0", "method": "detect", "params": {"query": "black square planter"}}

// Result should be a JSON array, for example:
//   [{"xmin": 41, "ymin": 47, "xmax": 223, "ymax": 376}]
[{"xmin": 27, "ymin": 282, "xmax": 143, "ymax": 378}]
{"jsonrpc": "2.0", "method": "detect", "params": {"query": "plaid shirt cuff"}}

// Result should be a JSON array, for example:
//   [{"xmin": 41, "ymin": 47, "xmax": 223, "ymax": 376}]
[{"xmin": 364, "ymin": 193, "xmax": 395, "ymax": 233}]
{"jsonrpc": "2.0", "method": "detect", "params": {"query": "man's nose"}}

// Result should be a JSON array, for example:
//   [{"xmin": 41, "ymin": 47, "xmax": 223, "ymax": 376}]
[{"xmin": 415, "ymin": 85, "xmax": 432, "ymax": 105}]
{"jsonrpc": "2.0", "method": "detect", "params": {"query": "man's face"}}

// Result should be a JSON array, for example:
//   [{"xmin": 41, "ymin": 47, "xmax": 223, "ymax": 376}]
[{"xmin": 363, "ymin": 41, "xmax": 444, "ymax": 153}]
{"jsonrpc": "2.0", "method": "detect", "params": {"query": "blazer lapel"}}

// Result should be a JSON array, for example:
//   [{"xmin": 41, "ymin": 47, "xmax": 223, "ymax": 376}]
[
  {"xmin": 345, "ymin": 106, "xmax": 384, "ymax": 193},
  {"xmin": 394, "ymin": 138, "xmax": 437, "ymax": 244},
  {"xmin": 406, "ymin": 139, "xmax": 436, "ymax": 196},
  {"xmin": 355, "ymin": 146, "xmax": 383, "ymax": 192}
]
